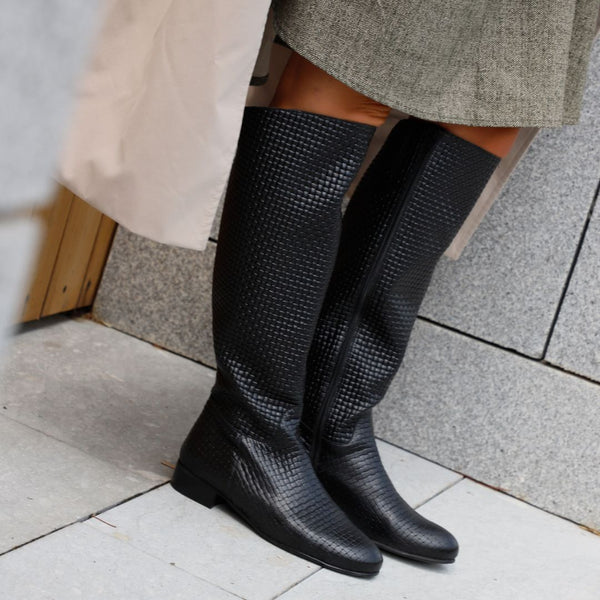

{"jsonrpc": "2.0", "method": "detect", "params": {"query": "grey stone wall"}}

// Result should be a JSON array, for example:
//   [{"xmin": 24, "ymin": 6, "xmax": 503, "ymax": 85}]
[{"xmin": 94, "ymin": 38, "xmax": 600, "ymax": 530}]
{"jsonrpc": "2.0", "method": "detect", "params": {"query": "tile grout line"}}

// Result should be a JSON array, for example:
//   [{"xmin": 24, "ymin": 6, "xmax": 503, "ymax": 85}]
[
  {"xmin": 0, "ymin": 411, "xmax": 172, "ymax": 485},
  {"xmin": 376, "ymin": 436, "xmax": 463, "ymax": 474},
  {"xmin": 2, "ymin": 481, "xmax": 249, "ymax": 600},
  {"xmin": 73, "ymin": 312, "xmax": 217, "ymax": 372},
  {"xmin": 374, "ymin": 437, "xmax": 466, "ymax": 491},
  {"xmin": 0, "ymin": 481, "xmax": 168, "ymax": 559},
  {"xmin": 541, "ymin": 175, "xmax": 600, "ymax": 359},
  {"xmin": 412, "ymin": 476, "xmax": 465, "ymax": 510},
  {"xmin": 271, "ymin": 567, "xmax": 323, "ymax": 600},
  {"xmin": 416, "ymin": 313, "xmax": 600, "ymax": 387},
  {"xmin": 81, "ymin": 488, "xmax": 318, "ymax": 600},
  {"xmin": 82, "ymin": 505, "xmax": 251, "ymax": 600},
  {"xmin": 414, "ymin": 315, "xmax": 541, "ymax": 363}
]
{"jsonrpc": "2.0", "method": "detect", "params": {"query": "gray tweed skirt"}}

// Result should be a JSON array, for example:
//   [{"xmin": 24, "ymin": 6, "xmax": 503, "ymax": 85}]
[{"xmin": 271, "ymin": 0, "xmax": 600, "ymax": 127}]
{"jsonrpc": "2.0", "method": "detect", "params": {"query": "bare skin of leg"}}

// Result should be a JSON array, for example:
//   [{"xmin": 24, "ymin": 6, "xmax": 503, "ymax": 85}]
[{"xmin": 270, "ymin": 52, "xmax": 520, "ymax": 158}]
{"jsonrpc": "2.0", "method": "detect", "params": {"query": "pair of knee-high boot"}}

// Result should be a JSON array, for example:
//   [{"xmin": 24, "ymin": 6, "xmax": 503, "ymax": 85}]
[{"xmin": 171, "ymin": 106, "xmax": 500, "ymax": 576}]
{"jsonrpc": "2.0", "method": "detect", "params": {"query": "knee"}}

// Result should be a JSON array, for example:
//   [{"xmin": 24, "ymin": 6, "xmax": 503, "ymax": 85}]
[
  {"xmin": 432, "ymin": 120, "xmax": 521, "ymax": 158},
  {"xmin": 270, "ymin": 51, "xmax": 391, "ymax": 127}
]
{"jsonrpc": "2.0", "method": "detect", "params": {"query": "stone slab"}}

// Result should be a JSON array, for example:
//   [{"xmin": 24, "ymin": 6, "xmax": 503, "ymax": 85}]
[
  {"xmin": 546, "ymin": 195, "xmax": 600, "ymax": 380},
  {"xmin": 0, "ymin": 522, "xmax": 238, "ymax": 600},
  {"xmin": 0, "ymin": 315, "xmax": 216, "ymax": 482},
  {"xmin": 0, "ymin": 416, "xmax": 152, "ymax": 554},
  {"xmin": 93, "ymin": 227, "xmax": 216, "ymax": 367},
  {"xmin": 377, "ymin": 440, "xmax": 462, "ymax": 508},
  {"xmin": 280, "ymin": 479, "xmax": 600, "ymax": 600},
  {"xmin": 86, "ymin": 485, "xmax": 318, "ymax": 600},
  {"xmin": 374, "ymin": 319, "xmax": 600, "ymax": 530},
  {"xmin": 419, "ymin": 37, "xmax": 600, "ymax": 358}
]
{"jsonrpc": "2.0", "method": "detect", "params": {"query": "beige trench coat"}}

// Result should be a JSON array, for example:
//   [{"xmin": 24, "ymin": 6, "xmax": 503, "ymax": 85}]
[{"xmin": 57, "ymin": 1, "xmax": 600, "ymax": 260}]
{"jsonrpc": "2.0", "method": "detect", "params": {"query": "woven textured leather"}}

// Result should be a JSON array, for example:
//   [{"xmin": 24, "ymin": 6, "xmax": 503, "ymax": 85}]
[
  {"xmin": 173, "ymin": 106, "xmax": 382, "ymax": 576},
  {"xmin": 303, "ymin": 117, "xmax": 501, "ymax": 562}
]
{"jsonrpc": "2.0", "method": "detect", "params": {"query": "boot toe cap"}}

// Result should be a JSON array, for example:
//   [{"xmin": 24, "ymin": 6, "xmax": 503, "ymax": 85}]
[
  {"xmin": 379, "ymin": 518, "xmax": 459, "ymax": 564},
  {"xmin": 308, "ymin": 526, "xmax": 383, "ymax": 576}
]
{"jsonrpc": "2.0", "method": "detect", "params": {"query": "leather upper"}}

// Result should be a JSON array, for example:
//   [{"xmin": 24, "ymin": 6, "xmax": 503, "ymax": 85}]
[
  {"xmin": 302, "ymin": 117, "xmax": 500, "ymax": 559},
  {"xmin": 179, "ymin": 106, "xmax": 381, "ymax": 574}
]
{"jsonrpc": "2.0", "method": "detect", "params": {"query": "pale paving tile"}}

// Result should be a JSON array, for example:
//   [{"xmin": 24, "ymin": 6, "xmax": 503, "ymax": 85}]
[
  {"xmin": 279, "ymin": 479, "xmax": 600, "ymax": 600},
  {"xmin": 376, "ymin": 440, "xmax": 462, "ymax": 507},
  {"xmin": 86, "ymin": 485, "xmax": 318, "ymax": 600},
  {"xmin": 0, "ymin": 315, "xmax": 215, "ymax": 481},
  {"xmin": 0, "ymin": 416, "xmax": 153, "ymax": 554},
  {"xmin": 0, "ymin": 523, "xmax": 238, "ymax": 600}
]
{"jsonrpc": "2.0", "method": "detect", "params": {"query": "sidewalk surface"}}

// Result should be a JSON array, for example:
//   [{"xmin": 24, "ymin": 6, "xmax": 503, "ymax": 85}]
[{"xmin": 1, "ymin": 316, "xmax": 599, "ymax": 599}]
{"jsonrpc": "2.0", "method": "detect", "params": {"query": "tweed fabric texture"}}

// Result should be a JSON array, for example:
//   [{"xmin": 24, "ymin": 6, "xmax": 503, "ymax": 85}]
[
  {"xmin": 272, "ymin": 0, "xmax": 600, "ymax": 127},
  {"xmin": 175, "ymin": 106, "xmax": 382, "ymax": 575},
  {"xmin": 301, "ymin": 118, "xmax": 500, "ymax": 558}
]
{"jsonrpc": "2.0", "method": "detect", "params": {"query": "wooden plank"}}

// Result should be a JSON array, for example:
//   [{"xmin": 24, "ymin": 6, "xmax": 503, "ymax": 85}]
[
  {"xmin": 41, "ymin": 194, "xmax": 103, "ymax": 317},
  {"xmin": 77, "ymin": 214, "xmax": 117, "ymax": 308},
  {"xmin": 20, "ymin": 185, "xmax": 74, "ymax": 322}
]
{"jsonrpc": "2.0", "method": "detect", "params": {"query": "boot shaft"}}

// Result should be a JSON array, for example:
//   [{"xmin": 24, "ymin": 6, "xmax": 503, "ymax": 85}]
[
  {"xmin": 175, "ymin": 107, "xmax": 383, "ymax": 576},
  {"xmin": 304, "ymin": 117, "xmax": 501, "ymax": 452},
  {"xmin": 209, "ymin": 106, "xmax": 376, "ymax": 434}
]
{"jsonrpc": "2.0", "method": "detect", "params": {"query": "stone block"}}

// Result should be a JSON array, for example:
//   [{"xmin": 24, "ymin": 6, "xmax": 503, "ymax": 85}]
[{"xmin": 94, "ymin": 227, "xmax": 216, "ymax": 367}]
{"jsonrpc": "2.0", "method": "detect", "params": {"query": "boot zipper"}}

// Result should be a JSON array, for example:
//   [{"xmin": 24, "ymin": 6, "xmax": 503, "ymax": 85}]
[{"xmin": 310, "ymin": 133, "xmax": 435, "ymax": 464}]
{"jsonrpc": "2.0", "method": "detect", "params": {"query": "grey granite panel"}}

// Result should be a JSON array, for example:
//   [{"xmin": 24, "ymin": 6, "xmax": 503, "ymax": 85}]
[
  {"xmin": 93, "ymin": 227, "xmax": 216, "ymax": 367},
  {"xmin": 1, "ymin": 315, "xmax": 215, "ymax": 481},
  {"xmin": 373, "ymin": 319, "xmax": 600, "ymax": 530},
  {"xmin": 0, "ymin": 416, "xmax": 152, "ymax": 554},
  {"xmin": 546, "ymin": 197, "xmax": 600, "ymax": 380},
  {"xmin": 419, "ymin": 37, "xmax": 600, "ymax": 358}
]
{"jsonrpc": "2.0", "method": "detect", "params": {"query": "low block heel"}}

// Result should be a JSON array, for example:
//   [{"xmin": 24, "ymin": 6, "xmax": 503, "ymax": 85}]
[{"xmin": 171, "ymin": 460, "xmax": 224, "ymax": 509}]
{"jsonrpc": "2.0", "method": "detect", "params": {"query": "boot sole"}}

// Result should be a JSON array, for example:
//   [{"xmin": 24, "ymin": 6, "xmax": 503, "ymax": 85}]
[
  {"xmin": 171, "ymin": 460, "xmax": 381, "ymax": 578},
  {"xmin": 376, "ymin": 540, "xmax": 456, "ymax": 564}
]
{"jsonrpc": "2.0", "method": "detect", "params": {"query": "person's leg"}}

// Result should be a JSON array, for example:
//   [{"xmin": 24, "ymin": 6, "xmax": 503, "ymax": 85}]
[
  {"xmin": 270, "ymin": 51, "xmax": 391, "ymax": 126},
  {"xmin": 273, "ymin": 52, "xmax": 514, "ymax": 563},
  {"xmin": 271, "ymin": 52, "xmax": 520, "ymax": 157},
  {"xmin": 435, "ymin": 121, "xmax": 520, "ymax": 158},
  {"xmin": 303, "ymin": 117, "xmax": 502, "ymax": 562},
  {"xmin": 172, "ymin": 101, "xmax": 383, "ymax": 574}
]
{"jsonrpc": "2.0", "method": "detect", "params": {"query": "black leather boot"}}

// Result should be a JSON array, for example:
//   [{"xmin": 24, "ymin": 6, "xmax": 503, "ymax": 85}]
[
  {"xmin": 171, "ymin": 106, "xmax": 382, "ymax": 576},
  {"xmin": 302, "ymin": 117, "xmax": 501, "ymax": 563}
]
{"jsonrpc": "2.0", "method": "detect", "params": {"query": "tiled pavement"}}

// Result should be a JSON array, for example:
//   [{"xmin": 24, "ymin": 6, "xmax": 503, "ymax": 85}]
[{"xmin": 1, "ymin": 316, "xmax": 599, "ymax": 599}]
